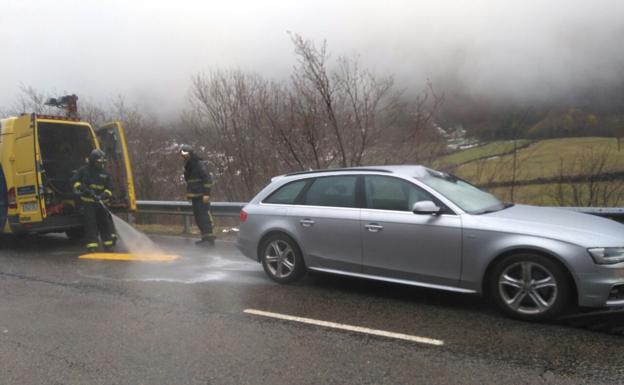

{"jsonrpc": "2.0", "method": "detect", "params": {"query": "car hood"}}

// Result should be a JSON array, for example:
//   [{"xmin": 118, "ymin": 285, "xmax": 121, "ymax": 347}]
[{"xmin": 466, "ymin": 204, "xmax": 624, "ymax": 247}]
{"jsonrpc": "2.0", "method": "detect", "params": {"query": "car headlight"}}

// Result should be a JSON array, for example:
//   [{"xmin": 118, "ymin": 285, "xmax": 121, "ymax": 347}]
[{"xmin": 588, "ymin": 248, "xmax": 624, "ymax": 265}]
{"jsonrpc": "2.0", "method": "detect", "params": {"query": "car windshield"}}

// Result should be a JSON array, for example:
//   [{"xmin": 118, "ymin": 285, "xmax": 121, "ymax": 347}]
[{"xmin": 417, "ymin": 171, "xmax": 506, "ymax": 214}]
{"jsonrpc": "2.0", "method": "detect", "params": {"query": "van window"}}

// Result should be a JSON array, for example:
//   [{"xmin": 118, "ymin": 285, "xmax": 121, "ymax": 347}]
[
  {"xmin": 303, "ymin": 176, "xmax": 358, "ymax": 208},
  {"xmin": 365, "ymin": 176, "xmax": 433, "ymax": 211},
  {"xmin": 264, "ymin": 180, "xmax": 308, "ymax": 204}
]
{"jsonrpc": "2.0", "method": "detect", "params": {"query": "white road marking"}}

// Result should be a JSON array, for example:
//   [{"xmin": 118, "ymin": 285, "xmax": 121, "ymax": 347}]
[{"xmin": 243, "ymin": 309, "xmax": 444, "ymax": 346}]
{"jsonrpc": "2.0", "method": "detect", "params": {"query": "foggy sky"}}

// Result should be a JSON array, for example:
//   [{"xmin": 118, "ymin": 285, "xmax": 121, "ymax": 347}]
[{"xmin": 1, "ymin": 0, "xmax": 623, "ymax": 117}]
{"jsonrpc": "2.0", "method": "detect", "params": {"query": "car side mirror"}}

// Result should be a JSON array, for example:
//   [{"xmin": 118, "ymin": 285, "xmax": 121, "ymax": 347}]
[{"xmin": 412, "ymin": 200, "xmax": 441, "ymax": 215}]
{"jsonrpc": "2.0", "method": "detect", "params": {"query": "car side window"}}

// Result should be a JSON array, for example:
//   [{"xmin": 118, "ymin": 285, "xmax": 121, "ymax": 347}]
[
  {"xmin": 263, "ymin": 180, "xmax": 308, "ymax": 204},
  {"xmin": 303, "ymin": 176, "xmax": 358, "ymax": 208},
  {"xmin": 365, "ymin": 176, "xmax": 434, "ymax": 212}
]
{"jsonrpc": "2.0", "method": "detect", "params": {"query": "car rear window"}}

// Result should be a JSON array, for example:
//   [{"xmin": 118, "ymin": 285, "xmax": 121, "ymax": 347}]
[
  {"xmin": 303, "ymin": 176, "xmax": 358, "ymax": 208},
  {"xmin": 263, "ymin": 180, "xmax": 308, "ymax": 204}
]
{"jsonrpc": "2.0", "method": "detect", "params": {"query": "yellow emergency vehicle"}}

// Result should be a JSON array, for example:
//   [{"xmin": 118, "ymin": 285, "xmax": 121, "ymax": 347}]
[{"xmin": 0, "ymin": 112, "xmax": 136, "ymax": 239}]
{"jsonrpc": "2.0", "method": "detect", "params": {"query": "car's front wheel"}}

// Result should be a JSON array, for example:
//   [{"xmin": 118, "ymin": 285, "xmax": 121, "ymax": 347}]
[
  {"xmin": 489, "ymin": 253, "xmax": 572, "ymax": 321},
  {"xmin": 260, "ymin": 234, "xmax": 305, "ymax": 284}
]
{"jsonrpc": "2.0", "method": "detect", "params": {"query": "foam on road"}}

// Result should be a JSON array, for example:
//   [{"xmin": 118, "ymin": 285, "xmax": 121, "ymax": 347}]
[{"xmin": 78, "ymin": 252, "xmax": 179, "ymax": 261}]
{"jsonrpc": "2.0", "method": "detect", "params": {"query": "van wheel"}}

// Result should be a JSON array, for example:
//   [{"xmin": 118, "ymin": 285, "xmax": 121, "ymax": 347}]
[
  {"xmin": 260, "ymin": 234, "xmax": 305, "ymax": 284},
  {"xmin": 489, "ymin": 253, "xmax": 571, "ymax": 321},
  {"xmin": 66, "ymin": 227, "xmax": 85, "ymax": 240}
]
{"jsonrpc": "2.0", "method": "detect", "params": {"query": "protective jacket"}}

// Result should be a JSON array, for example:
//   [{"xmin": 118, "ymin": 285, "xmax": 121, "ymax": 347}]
[
  {"xmin": 184, "ymin": 154, "xmax": 212, "ymax": 199},
  {"xmin": 72, "ymin": 165, "xmax": 113, "ymax": 203}
]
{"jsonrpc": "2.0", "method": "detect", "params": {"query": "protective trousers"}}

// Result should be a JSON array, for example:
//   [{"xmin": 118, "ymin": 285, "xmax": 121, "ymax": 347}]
[
  {"xmin": 84, "ymin": 203, "xmax": 113, "ymax": 249},
  {"xmin": 191, "ymin": 197, "xmax": 214, "ymax": 238}
]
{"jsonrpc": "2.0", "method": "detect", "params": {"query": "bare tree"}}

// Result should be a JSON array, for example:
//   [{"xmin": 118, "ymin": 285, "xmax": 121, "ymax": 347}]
[
  {"xmin": 187, "ymin": 70, "xmax": 279, "ymax": 200},
  {"xmin": 8, "ymin": 85, "xmax": 58, "ymax": 115},
  {"xmin": 289, "ymin": 33, "xmax": 405, "ymax": 167},
  {"xmin": 260, "ymin": 82, "xmax": 334, "ymax": 171},
  {"xmin": 375, "ymin": 81, "xmax": 447, "ymax": 165}
]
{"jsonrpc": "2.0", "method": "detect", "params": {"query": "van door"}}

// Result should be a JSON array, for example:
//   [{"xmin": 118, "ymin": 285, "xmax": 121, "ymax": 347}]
[
  {"xmin": 12, "ymin": 114, "xmax": 46, "ymax": 223},
  {"xmin": 95, "ymin": 122, "xmax": 136, "ymax": 211}
]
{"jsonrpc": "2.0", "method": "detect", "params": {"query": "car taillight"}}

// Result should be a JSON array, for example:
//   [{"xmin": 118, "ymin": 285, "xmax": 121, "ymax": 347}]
[
  {"xmin": 8, "ymin": 187, "xmax": 16, "ymax": 209},
  {"xmin": 240, "ymin": 209, "xmax": 248, "ymax": 223}
]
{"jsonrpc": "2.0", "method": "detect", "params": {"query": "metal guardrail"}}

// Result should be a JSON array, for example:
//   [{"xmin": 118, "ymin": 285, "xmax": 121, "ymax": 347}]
[
  {"xmin": 557, "ymin": 207, "xmax": 624, "ymax": 219},
  {"xmin": 134, "ymin": 200, "xmax": 624, "ymax": 225},
  {"xmin": 135, "ymin": 200, "xmax": 246, "ymax": 233},
  {"xmin": 136, "ymin": 200, "xmax": 246, "ymax": 217}
]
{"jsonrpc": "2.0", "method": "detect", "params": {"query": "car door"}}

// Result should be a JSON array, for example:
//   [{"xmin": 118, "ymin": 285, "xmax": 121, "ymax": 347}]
[
  {"xmin": 361, "ymin": 175, "xmax": 462, "ymax": 287},
  {"xmin": 287, "ymin": 175, "xmax": 362, "ymax": 272},
  {"xmin": 95, "ymin": 122, "xmax": 136, "ymax": 211},
  {"xmin": 13, "ymin": 114, "xmax": 46, "ymax": 223}
]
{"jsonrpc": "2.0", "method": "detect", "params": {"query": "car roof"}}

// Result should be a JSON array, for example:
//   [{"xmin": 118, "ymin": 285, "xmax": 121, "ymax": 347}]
[{"xmin": 279, "ymin": 165, "xmax": 432, "ymax": 180}]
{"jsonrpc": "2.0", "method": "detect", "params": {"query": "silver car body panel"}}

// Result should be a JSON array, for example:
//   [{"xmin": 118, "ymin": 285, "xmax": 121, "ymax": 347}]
[
  {"xmin": 286, "ymin": 205, "xmax": 362, "ymax": 272},
  {"xmin": 237, "ymin": 165, "xmax": 624, "ymax": 308},
  {"xmin": 360, "ymin": 209, "xmax": 462, "ymax": 287},
  {"xmin": 308, "ymin": 267, "xmax": 477, "ymax": 293}
]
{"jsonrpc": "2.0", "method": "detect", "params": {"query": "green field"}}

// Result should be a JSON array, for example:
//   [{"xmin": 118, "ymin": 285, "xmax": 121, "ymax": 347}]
[
  {"xmin": 488, "ymin": 181, "xmax": 624, "ymax": 206},
  {"xmin": 435, "ymin": 140, "xmax": 531, "ymax": 168},
  {"xmin": 438, "ymin": 137, "xmax": 624, "ymax": 206},
  {"xmin": 453, "ymin": 137, "xmax": 624, "ymax": 185}
]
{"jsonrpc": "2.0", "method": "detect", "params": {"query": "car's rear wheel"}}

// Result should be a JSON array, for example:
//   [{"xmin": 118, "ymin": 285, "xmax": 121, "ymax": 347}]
[
  {"xmin": 260, "ymin": 234, "xmax": 305, "ymax": 284},
  {"xmin": 489, "ymin": 253, "xmax": 571, "ymax": 321}
]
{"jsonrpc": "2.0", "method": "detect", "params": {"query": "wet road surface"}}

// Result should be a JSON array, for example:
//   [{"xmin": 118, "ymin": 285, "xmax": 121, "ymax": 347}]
[{"xmin": 1, "ymin": 233, "xmax": 624, "ymax": 384}]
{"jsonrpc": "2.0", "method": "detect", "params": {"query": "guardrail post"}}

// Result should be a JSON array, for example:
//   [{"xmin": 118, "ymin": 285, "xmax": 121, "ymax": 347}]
[{"xmin": 183, "ymin": 215, "xmax": 192, "ymax": 234}]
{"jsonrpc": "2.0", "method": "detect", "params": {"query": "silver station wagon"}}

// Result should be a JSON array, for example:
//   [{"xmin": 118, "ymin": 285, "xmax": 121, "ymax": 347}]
[{"xmin": 236, "ymin": 165, "xmax": 624, "ymax": 321}]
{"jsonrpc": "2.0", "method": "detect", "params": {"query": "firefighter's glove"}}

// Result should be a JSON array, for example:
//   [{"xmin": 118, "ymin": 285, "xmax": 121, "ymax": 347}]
[
  {"xmin": 73, "ymin": 183, "xmax": 83, "ymax": 196},
  {"xmin": 202, "ymin": 195, "xmax": 210, "ymax": 204}
]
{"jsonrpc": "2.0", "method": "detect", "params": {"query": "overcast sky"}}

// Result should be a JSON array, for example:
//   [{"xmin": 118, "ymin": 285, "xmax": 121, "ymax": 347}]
[{"xmin": 1, "ymin": 0, "xmax": 623, "ymax": 117}]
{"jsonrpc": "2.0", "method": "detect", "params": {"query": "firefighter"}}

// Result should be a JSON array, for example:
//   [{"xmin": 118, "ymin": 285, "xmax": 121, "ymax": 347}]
[
  {"xmin": 180, "ymin": 144, "xmax": 215, "ymax": 246},
  {"xmin": 72, "ymin": 149, "xmax": 115, "ymax": 252}
]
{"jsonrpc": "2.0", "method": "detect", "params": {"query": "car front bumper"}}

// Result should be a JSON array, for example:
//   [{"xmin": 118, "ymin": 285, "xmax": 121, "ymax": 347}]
[{"xmin": 577, "ymin": 264, "xmax": 624, "ymax": 307}]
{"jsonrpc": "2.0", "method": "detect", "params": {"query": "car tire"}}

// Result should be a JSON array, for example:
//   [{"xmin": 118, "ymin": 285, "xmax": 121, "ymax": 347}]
[
  {"xmin": 260, "ymin": 233, "xmax": 306, "ymax": 284},
  {"xmin": 66, "ymin": 227, "xmax": 85, "ymax": 241},
  {"xmin": 489, "ymin": 253, "xmax": 571, "ymax": 321}
]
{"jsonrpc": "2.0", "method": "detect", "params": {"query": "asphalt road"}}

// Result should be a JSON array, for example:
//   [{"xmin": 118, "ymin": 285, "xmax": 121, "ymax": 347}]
[{"xmin": 1, "ymin": 233, "xmax": 624, "ymax": 385}]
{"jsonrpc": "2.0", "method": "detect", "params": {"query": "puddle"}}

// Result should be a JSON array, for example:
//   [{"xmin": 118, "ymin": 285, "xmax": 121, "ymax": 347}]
[{"xmin": 77, "ymin": 236, "xmax": 266, "ymax": 285}]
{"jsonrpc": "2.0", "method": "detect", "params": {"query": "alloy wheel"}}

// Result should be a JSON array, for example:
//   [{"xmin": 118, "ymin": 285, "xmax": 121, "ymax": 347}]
[
  {"xmin": 498, "ymin": 261, "xmax": 558, "ymax": 315},
  {"xmin": 264, "ymin": 240, "xmax": 296, "ymax": 279}
]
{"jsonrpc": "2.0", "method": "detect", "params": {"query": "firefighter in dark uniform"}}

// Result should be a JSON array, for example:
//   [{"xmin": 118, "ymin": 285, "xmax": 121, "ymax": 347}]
[
  {"xmin": 180, "ymin": 144, "xmax": 215, "ymax": 245},
  {"xmin": 72, "ymin": 149, "xmax": 115, "ymax": 252}
]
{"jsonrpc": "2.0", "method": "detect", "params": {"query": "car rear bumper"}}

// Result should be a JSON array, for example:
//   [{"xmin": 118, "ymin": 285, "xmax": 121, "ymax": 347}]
[
  {"xmin": 8, "ymin": 214, "xmax": 84, "ymax": 234},
  {"xmin": 236, "ymin": 235, "xmax": 258, "ymax": 262}
]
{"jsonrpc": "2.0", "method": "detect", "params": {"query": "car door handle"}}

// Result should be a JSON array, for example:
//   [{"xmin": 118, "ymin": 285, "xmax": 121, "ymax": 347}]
[
  {"xmin": 300, "ymin": 219, "xmax": 315, "ymax": 227},
  {"xmin": 365, "ymin": 223, "xmax": 384, "ymax": 232}
]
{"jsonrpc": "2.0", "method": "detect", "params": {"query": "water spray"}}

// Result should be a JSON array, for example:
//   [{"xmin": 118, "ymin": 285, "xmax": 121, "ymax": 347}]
[{"xmin": 79, "ymin": 192, "xmax": 178, "ymax": 262}]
